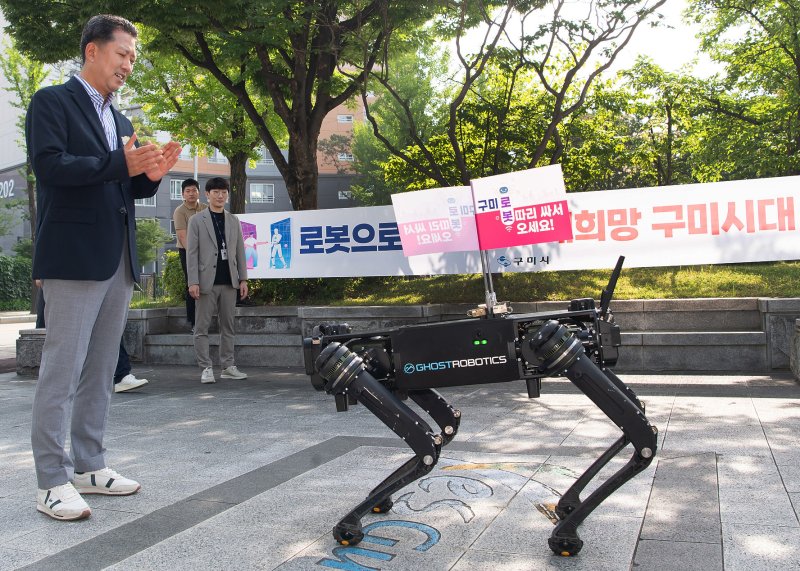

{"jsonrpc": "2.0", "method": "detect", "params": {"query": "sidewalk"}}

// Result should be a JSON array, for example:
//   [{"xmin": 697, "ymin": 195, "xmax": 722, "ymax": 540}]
[
  {"xmin": 1, "ymin": 365, "xmax": 798, "ymax": 571},
  {"xmin": 0, "ymin": 313, "xmax": 36, "ymax": 373}
]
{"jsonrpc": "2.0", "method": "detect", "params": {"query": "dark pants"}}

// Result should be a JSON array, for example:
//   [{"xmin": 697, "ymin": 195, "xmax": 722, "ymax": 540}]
[
  {"xmin": 35, "ymin": 287, "xmax": 45, "ymax": 329},
  {"xmin": 179, "ymin": 248, "xmax": 196, "ymax": 326},
  {"xmin": 114, "ymin": 342, "xmax": 130, "ymax": 383}
]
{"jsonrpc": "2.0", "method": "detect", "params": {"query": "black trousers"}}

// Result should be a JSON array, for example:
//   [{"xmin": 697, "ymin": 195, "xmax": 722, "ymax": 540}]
[
  {"xmin": 178, "ymin": 248, "xmax": 196, "ymax": 326},
  {"xmin": 114, "ymin": 342, "xmax": 130, "ymax": 382}
]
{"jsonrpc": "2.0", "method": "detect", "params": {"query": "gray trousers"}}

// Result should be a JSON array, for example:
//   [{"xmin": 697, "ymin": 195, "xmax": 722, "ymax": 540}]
[
  {"xmin": 193, "ymin": 284, "xmax": 237, "ymax": 369},
  {"xmin": 31, "ymin": 246, "xmax": 133, "ymax": 489}
]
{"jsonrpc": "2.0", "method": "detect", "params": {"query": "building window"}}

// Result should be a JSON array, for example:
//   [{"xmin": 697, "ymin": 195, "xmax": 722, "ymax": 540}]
[
  {"xmin": 337, "ymin": 114, "xmax": 354, "ymax": 123},
  {"xmin": 170, "ymin": 179, "xmax": 183, "ymax": 200},
  {"xmin": 207, "ymin": 149, "xmax": 228, "ymax": 164},
  {"xmin": 135, "ymin": 196, "xmax": 156, "ymax": 207},
  {"xmin": 338, "ymin": 190, "xmax": 353, "ymax": 200},
  {"xmin": 256, "ymin": 146, "xmax": 275, "ymax": 165},
  {"xmin": 178, "ymin": 145, "xmax": 192, "ymax": 160},
  {"xmin": 337, "ymin": 152, "xmax": 354, "ymax": 162},
  {"xmin": 169, "ymin": 220, "xmax": 176, "ymax": 237},
  {"xmin": 250, "ymin": 183, "xmax": 275, "ymax": 204}
]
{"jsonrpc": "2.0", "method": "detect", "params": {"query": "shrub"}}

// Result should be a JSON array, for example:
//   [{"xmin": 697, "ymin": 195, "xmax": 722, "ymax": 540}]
[
  {"xmin": 0, "ymin": 255, "xmax": 32, "ymax": 302},
  {"xmin": 249, "ymin": 277, "xmax": 351, "ymax": 305},
  {"xmin": 161, "ymin": 250, "xmax": 186, "ymax": 302}
]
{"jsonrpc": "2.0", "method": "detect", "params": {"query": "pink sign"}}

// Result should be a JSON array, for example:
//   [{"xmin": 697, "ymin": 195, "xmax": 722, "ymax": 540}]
[
  {"xmin": 398, "ymin": 215, "xmax": 478, "ymax": 256},
  {"xmin": 474, "ymin": 199, "xmax": 573, "ymax": 249},
  {"xmin": 391, "ymin": 186, "xmax": 480, "ymax": 256},
  {"xmin": 470, "ymin": 165, "xmax": 574, "ymax": 250}
]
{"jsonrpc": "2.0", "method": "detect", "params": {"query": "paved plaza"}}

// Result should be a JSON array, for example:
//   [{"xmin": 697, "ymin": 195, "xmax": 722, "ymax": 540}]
[{"xmin": 1, "ymin": 362, "xmax": 799, "ymax": 570}]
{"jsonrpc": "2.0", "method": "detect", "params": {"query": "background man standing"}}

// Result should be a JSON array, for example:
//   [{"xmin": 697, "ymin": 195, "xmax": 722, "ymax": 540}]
[
  {"xmin": 172, "ymin": 178, "xmax": 207, "ymax": 330},
  {"xmin": 187, "ymin": 177, "xmax": 248, "ymax": 384},
  {"xmin": 27, "ymin": 14, "xmax": 180, "ymax": 521}
]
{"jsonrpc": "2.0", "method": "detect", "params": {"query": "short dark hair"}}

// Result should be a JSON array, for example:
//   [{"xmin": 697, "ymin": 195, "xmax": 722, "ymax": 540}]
[
  {"xmin": 80, "ymin": 14, "xmax": 138, "ymax": 65},
  {"xmin": 181, "ymin": 178, "xmax": 199, "ymax": 192},
  {"xmin": 205, "ymin": 177, "xmax": 230, "ymax": 192}
]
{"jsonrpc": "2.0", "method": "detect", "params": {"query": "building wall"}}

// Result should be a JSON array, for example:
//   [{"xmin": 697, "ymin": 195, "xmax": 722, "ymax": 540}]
[{"xmin": 0, "ymin": 163, "xmax": 31, "ymax": 254}]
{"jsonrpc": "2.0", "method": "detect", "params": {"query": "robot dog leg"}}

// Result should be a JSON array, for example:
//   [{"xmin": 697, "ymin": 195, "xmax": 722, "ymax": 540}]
[
  {"xmin": 408, "ymin": 389, "xmax": 462, "ymax": 446},
  {"xmin": 528, "ymin": 320, "xmax": 658, "ymax": 556},
  {"xmin": 314, "ymin": 342, "xmax": 442, "ymax": 546}
]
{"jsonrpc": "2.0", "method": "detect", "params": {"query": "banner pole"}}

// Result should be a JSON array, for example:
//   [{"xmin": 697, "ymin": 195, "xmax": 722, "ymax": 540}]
[{"xmin": 480, "ymin": 249, "xmax": 497, "ymax": 317}]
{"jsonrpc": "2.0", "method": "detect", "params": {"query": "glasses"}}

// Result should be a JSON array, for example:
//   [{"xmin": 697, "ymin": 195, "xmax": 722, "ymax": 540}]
[{"xmin": 208, "ymin": 189, "xmax": 229, "ymax": 195}]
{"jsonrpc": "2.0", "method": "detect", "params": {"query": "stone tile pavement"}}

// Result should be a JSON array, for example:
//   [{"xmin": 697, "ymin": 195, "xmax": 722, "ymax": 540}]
[{"xmin": 1, "ymin": 365, "xmax": 799, "ymax": 570}]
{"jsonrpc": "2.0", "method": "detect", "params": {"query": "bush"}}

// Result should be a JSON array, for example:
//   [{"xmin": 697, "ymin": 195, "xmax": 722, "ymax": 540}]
[
  {"xmin": 249, "ymin": 277, "xmax": 351, "ymax": 305},
  {"xmin": 161, "ymin": 250, "xmax": 186, "ymax": 302},
  {"xmin": 0, "ymin": 255, "xmax": 32, "ymax": 302}
]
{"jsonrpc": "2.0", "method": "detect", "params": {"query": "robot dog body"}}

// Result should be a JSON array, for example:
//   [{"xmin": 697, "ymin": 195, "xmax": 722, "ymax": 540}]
[{"xmin": 303, "ymin": 259, "xmax": 657, "ymax": 556}]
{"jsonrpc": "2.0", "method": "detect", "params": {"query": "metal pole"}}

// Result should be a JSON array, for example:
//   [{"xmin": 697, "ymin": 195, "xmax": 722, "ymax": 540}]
[{"xmin": 480, "ymin": 250, "xmax": 497, "ymax": 317}]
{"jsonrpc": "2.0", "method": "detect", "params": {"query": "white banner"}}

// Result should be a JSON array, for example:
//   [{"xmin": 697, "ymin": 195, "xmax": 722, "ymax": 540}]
[{"xmin": 238, "ymin": 176, "xmax": 800, "ymax": 278}]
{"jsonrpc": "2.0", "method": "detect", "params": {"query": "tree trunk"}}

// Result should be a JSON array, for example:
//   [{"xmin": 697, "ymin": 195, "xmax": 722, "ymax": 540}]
[
  {"xmin": 286, "ymin": 136, "xmax": 320, "ymax": 211},
  {"xmin": 228, "ymin": 152, "xmax": 248, "ymax": 214}
]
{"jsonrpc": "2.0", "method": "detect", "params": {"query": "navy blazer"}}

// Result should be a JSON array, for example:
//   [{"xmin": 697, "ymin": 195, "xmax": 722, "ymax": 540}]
[{"xmin": 26, "ymin": 76, "xmax": 160, "ymax": 281}]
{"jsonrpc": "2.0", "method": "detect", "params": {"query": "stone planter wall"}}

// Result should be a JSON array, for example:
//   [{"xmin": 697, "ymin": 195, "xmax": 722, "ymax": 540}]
[{"xmin": 16, "ymin": 298, "xmax": 800, "ymax": 377}]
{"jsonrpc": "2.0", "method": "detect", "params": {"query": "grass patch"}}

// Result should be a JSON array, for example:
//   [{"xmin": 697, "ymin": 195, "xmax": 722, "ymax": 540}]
[
  {"xmin": 139, "ymin": 261, "xmax": 800, "ymax": 308},
  {"xmin": 323, "ymin": 261, "xmax": 800, "ymax": 305}
]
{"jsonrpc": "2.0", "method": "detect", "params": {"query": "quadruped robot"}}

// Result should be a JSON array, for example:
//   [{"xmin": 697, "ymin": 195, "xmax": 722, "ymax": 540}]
[{"xmin": 303, "ymin": 256, "xmax": 658, "ymax": 556}]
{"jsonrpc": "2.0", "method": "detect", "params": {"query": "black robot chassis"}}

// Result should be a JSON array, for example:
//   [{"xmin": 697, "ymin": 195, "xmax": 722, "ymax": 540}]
[{"xmin": 302, "ymin": 257, "xmax": 658, "ymax": 557}]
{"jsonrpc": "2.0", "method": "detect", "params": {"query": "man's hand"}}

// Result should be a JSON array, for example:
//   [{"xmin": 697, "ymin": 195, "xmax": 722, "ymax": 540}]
[
  {"xmin": 239, "ymin": 281, "xmax": 248, "ymax": 299},
  {"xmin": 145, "ymin": 140, "xmax": 182, "ymax": 182},
  {"xmin": 124, "ymin": 133, "xmax": 163, "ymax": 178},
  {"xmin": 189, "ymin": 284, "xmax": 200, "ymax": 300}
]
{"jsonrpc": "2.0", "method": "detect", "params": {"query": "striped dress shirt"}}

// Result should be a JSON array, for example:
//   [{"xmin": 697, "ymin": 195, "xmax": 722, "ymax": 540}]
[{"xmin": 75, "ymin": 74, "xmax": 119, "ymax": 151}]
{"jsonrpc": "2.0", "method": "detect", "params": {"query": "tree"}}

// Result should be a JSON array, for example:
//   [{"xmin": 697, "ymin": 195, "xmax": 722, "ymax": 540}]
[
  {"xmin": 687, "ymin": 0, "xmax": 800, "ymax": 178},
  {"xmin": 352, "ymin": 0, "xmax": 668, "ymax": 190},
  {"xmin": 126, "ymin": 34, "xmax": 285, "ymax": 213},
  {"xmin": 0, "ymin": 0, "xmax": 441, "ymax": 210},
  {"xmin": 135, "ymin": 218, "xmax": 172, "ymax": 268},
  {"xmin": 616, "ymin": 58, "xmax": 703, "ymax": 186}
]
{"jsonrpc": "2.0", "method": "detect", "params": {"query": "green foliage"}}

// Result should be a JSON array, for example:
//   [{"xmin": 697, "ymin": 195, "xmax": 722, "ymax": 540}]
[
  {"xmin": 0, "ymin": 0, "xmax": 444, "ymax": 210},
  {"xmin": 161, "ymin": 250, "xmax": 186, "ymax": 302},
  {"xmin": 135, "ymin": 218, "xmax": 172, "ymax": 268},
  {"xmin": 352, "ymin": 1, "xmax": 669, "ymax": 194},
  {"xmin": 248, "ymin": 278, "xmax": 351, "ymax": 305},
  {"xmin": 686, "ymin": 0, "xmax": 800, "ymax": 179},
  {"xmin": 0, "ymin": 255, "xmax": 32, "ymax": 302},
  {"xmin": 0, "ymin": 298, "xmax": 31, "ymax": 311},
  {"xmin": 12, "ymin": 238, "xmax": 33, "ymax": 259},
  {"xmin": 126, "ymin": 33, "xmax": 278, "ymax": 213}
]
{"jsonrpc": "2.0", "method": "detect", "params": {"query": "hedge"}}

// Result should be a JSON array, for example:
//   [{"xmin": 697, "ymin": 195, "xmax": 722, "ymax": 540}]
[{"xmin": 0, "ymin": 256, "xmax": 32, "ymax": 302}]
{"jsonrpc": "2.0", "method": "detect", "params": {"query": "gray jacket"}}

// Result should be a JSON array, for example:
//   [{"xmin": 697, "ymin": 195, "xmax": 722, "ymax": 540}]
[{"xmin": 186, "ymin": 208, "xmax": 247, "ymax": 293}]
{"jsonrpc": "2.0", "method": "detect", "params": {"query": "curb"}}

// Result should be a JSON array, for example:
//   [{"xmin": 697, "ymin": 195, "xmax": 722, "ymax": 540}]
[{"xmin": 0, "ymin": 312, "xmax": 36, "ymax": 324}]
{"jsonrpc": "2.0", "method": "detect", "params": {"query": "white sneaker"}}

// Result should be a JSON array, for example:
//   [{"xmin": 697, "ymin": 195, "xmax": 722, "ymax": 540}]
[
  {"xmin": 201, "ymin": 367, "xmax": 216, "ymax": 384},
  {"xmin": 37, "ymin": 483, "xmax": 91, "ymax": 521},
  {"xmin": 73, "ymin": 467, "xmax": 141, "ymax": 495},
  {"xmin": 221, "ymin": 366, "xmax": 247, "ymax": 379},
  {"xmin": 114, "ymin": 374, "xmax": 149, "ymax": 393}
]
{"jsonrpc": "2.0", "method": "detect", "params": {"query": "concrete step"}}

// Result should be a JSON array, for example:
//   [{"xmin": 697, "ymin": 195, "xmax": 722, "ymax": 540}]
[
  {"xmin": 617, "ymin": 331, "xmax": 767, "ymax": 372},
  {"xmin": 144, "ymin": 333, "xmax": 303, "ymax": 367}
]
